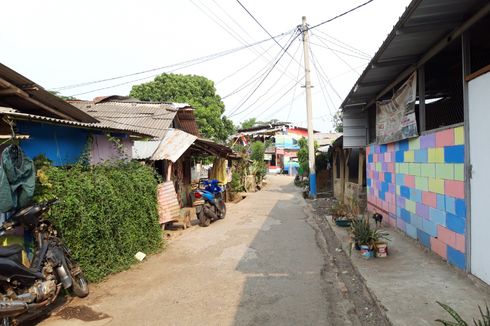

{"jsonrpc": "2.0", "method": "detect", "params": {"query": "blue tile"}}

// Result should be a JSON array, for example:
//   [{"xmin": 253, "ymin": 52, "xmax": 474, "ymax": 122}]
[
  {"xmin": 385, "ymin": 172, "xmax": 392, "ymax": 183},
  {"xmin": 367, "ymin": 178, "xmax": 372, "ymax": 187},
  {"xmin": 395, "ymin": 151, "xmax": 405, "ymax": 163},
  {"xmin": 399, "ymin": 139, "xmax": 409, "ymax": 151},
  {"xmin": 396, "ymin": 174, "xmax": 405, "ymax": 186},
  {"xmin": 417, "ymin": 229, "xmax": 431, "ymax": 248},
  {"xmin": 396, "ymin": 207, "xmax": 401, "ymax": 217},
  {"xmin": 368, "ymin": 154, "xmax": 373, "ymax": 163},
  {"xmin": 406, "ymin": 224, "xmax": 418, "ymax": 239},
  {"xmin": 444, "ymin": 145, "xmax": 464, "ymax": 163},
  {"xmin": 429, "ymin": 208, "xmax": 446, "ymax": 226},
  {"xmin": 410, "ymin": 188, "xmax": 422, "ymax": 203},
  {"xmin": 380, "ymin": 144, "xmax": 387, "ymax": 153},
  {"xmin": 397, "ymin": 218, "xmax": 406, "ymax": 232},
  {"xmin": 411, "ymin": 214, "xmax": 423, "ymax": 229},
  {"xmin": 382, "ymin": 182, "xmax": 389, "ymax": 193},
  {"xmin": 422, "ymin": 218, "xmax": 437, "ymax": 237},
  {"xmin": 446, "ymin": 213, "xmax": 465, "ymax": 234},
  {"xmin": 379, "ymin": 190, "xmax": 385, "ymax": 201},
  {"xmin": 445, "ymin": 196, "xmax": 456, "ymax": 215},
  {"xmin": 401, "ymin": 186, "xmax": 410, "ymax": 199},
  {"xmin": 401, "ymin": 209, "xmax": 411, "ymax": 223},
  {"xmin": 437, "ymin": 194, "xmax": 446, "ymax": 211},
  {"xmin": 455, "ymin": 199, "xmax": 466, "ymax": 219},
  {"xmin": 447, "ymin": 246, "xmax": 466, "ymax": 270},
  {"xmin": 414, "ymin": 149, "xmax": 428, "ymax": 163}
]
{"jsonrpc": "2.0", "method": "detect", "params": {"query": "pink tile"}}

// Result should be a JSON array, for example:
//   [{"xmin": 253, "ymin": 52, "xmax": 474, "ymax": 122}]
[
  {"xmin": 373, "ymin": 154, "xmax": 378, "ymax": 163},
  {"xmin": 366, "ymin": 146, "xmax": 371, "ymax": 155},
  {"xmin": 445, "ymin": 180, "xmax": 464, "ymax": 199},
  {"xmin": 388, "ymin": 163, "xmax": 395, "ymax": 173},
  {"xmin": 437, "ymin": 225, "xmax": 456, "ymax": 247},
  {"xmin": 389, "ymin": 204, "xmax": 396, "ymax": 214},
  {"xmin": 384, "ymin": 152, "xmax": 392, "ymax": 163},
  {"xmin": 422, "ymin": 191, "xmax": 437, "ymax": 208},
  {"xmin": 454, "ymin": 234, "xmax": 466, "ymax": 253},
  {"xmin": 436, "ymin": 128, "xmax": 455, "ymax": 147},
  {"xmin": 405, "ymin": 175, "xmax": 416, "ymax": 188},
  {"xmin": 430, "ymin": 237, "xmax": 448, "ymax": 259},
  {"xmin": 379, "ymin": 173, "xmax": 385, "ymax": 182}
]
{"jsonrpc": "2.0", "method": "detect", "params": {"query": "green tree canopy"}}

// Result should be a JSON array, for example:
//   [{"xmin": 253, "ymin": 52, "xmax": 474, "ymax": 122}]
[
  {"xmin": 332, "ymin": 110, "xmax": 343, "ymax": 133},
  {"xmin": 240, "ymin": 118, "xmax": 257, "ymax": 129},
  {"xmin": 130, "ymin": 73, "xmax": 235, "ymax": 142}
]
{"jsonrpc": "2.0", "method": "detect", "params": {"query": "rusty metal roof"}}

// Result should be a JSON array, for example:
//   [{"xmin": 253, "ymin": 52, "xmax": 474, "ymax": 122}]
[
  {"xmin": 176, "ymin": 109, "xmax": 200, "ymax": 136},
  {"xmin": 133, "ymin": 129, "xmax": 197, "ymax": 162},
  {"xmin": 341, "ymin": 0, "xmax": 489, "ymax": 110},
  {"xmin": 0, "ymin": 107, "xmax": 150, "ymax": 137},
  {"xmin": 72, "ymin": 100, "xmax": 177, "ymax": 139},
  {"xmin": 0, "ymin": 63, "xmax": 98, "ymax": 123}
]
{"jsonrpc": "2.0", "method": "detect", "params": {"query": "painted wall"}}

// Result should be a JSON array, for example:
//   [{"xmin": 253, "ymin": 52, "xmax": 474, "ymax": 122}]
[
  {"xmin": 90, "ymin": 134, "xmax": 133, "ymax": 164},
  {"xmin": 18, "ymin": 122, "xmax": 89, "ymax": 166},
  {"xmin": 366, "ymin": 126, "xmax": 466, "ymax": 270}
]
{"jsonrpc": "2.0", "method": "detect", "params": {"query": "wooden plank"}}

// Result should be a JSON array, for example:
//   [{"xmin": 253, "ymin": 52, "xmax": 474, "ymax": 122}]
[{"xmin": 465, "ymin": 64, "xmax": 490, "ymax": 82}]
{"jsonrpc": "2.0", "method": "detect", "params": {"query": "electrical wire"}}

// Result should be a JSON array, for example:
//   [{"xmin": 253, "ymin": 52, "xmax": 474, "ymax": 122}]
[
  {"xmin": 312, "ymin": 32, "xmax": 362, "ymax": 76},
  {"xmin": 309, "ymin": 0, "xmax": 375, "ymax": 30},
  {"xmin": 312, "ymin": 29, "xmax": 371, "ymax": 58},
  {"xmin": 309, "ymin": 40, "xmax": 370, "ymax": 61}
]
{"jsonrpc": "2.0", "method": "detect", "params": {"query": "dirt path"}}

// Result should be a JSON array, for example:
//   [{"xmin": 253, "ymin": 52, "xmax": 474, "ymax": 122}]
[{"xmin": 38, "ymin": 176, "xmax": 387, "ymax": 326}]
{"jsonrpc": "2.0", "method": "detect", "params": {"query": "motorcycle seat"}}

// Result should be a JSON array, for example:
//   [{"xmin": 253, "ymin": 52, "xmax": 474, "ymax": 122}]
[{"xmin": 0, "ymin": 244, "xmax": 23, "ymax": 257}]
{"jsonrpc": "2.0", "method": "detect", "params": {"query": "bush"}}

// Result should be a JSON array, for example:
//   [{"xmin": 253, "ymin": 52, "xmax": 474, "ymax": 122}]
[{"xmin": 35, "ymin": 159, "xmax": 163, "ymax": 282}]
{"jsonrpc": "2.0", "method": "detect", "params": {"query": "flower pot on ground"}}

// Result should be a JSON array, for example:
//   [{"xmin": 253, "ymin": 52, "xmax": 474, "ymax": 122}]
[
  {"xmin": 374, "ymin": 241, "xmax": 388, "ymax": 257},
  {"xmin": 349, "ymin": 217, "xmax": 391, "ymax": 257}
]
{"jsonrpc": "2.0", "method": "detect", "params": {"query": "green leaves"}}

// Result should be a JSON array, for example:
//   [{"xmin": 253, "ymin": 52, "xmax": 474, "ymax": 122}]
[
  {"xmin": 130, "ymin": 73, "xmax": 235, "ymax": 142},
  {"xmin": 37, "ymin": 161, "xmax": 162, "ymax": 282},
  {"xmin": 436, "ymin": 301, "xmax": 490, "ymax": 326}
]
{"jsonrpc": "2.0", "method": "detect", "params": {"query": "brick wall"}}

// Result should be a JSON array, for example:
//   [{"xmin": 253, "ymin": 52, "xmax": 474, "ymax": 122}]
[{"xmin": 366, "ymin": 126, "xmax": 466, "ymax": 270}]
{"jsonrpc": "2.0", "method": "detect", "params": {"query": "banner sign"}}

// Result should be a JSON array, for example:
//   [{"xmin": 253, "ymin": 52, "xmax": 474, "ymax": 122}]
[{"xmin": 376, "ymin": 72, "xmax": 418, "ymax": 144}]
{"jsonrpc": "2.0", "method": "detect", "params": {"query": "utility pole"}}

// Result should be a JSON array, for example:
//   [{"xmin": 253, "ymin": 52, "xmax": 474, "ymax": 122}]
[{"xmin": 301, "ymin": 16, "xmax": 316, "ymax": 198}]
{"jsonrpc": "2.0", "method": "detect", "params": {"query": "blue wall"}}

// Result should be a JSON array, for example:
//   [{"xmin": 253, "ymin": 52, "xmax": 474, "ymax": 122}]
[{"xmin": 17, "ymin": 122, "xmax": 89, "ymax": 166}]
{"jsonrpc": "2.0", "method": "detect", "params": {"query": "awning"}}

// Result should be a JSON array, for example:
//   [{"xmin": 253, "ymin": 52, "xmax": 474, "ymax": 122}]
[{"xmin": 133, "ymin": 129, "xmax": 197, "ymax": 162}]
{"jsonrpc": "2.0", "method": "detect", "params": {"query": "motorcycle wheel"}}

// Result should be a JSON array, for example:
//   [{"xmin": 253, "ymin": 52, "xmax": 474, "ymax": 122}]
[
  {"xmin": 219, "ymin": 202, "xmax": 227, "ymax": 219},
  {"xmin": 198, "ymin": 209, "xmax": 211, "ymax": 227},
  {"xmin": 65, "ymin": 257, "xmax": 90, "ymax": 298}
]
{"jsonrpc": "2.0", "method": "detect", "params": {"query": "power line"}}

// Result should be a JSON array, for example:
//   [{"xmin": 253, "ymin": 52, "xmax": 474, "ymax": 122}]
[
  {"xmin": 312, "ymin": 33, "xmax": 362, "ymax": 76},
  {"xmin": 235, "ymin": 0, "xmax": 303, "ymax": 68},
  {"xmin": 309, "ymin": 40, "xmax": 370, "ymax": 61},
  {"xmin": 228, "ymin": 31, "xmax": 300, "ymax": 117},
  {"xmin": 312, "ymin": 29, "xmax": 371, "ymax": 58},
  {"xmin": 309, "ymin": 0, "xmax": 375, "ymax": 30}
]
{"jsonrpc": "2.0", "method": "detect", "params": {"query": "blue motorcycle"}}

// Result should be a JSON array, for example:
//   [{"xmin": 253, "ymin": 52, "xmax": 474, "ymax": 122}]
[{"xmin": 193, "ymin": 179, "xmax": 226, "ymax": 227}]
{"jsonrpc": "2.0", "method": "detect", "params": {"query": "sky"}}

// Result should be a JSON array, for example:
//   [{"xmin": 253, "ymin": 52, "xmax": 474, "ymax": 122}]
[{"xmin": 1, "ymin": 0, "xmax": 411, "ymax": 132}]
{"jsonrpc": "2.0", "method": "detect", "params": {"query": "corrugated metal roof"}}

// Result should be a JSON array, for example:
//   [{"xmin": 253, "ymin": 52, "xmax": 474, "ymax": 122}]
[
  {"xmin": 157, "ymin": 182, "xmax": 180, "ymax": 224},
  {"xmin": 314, "ymin": 132, "xmax": 342, "ymax": 146},
  {"xmin": 341, "ymin": 0, "xmax": 489, "ymax": 110},
  {"xmin": 176, "ymin": 109, "xmax": 200, "ymax": 136},
  {"xmin": 72, "ymin": 100, "xmax": 177, "ymax": 139},
  {"xmin": 0, "ymin": 107, "xmax": 151, "ymax": 137},
  {"xmin": 133, "ymin": 129, "xmax": 197, "ymax": 162},
  {"xmin": 0, "ymin": 63, "xmax": 98, "ymax": 123}
]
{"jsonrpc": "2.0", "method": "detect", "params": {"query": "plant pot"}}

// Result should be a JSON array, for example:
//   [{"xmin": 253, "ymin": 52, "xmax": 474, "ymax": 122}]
[
  {"xmin": 360, "ymin": 245, "xmax": 373, "ymax": 259},
  {"xmin": 335, "ymin": 219, "xmax": 352, "ymax": 227},
  {"xmin": 375, "ymin": 242, "xmax": 388, "ymax": 258}
]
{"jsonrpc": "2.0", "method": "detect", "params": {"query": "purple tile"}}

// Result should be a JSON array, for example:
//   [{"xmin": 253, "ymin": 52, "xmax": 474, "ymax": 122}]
[
  {"xmin": 382, "ymin": 163, "xmax": 388, "ymax": 171},
  {"xmin": 379, "ymin": 154, "xmax": 384, "ymax": 163},
  {"xmin": 416, "ymin": 203, "xmax": 430, "ymax": 219},
  {"xmin": 388, "ymin": 184, "xmax": 395, "ymax": 193},
  {"xmin": 397, "ymin": 196, "xmax": 406, "ymax": 208},
  {"xmin": 420, "ymin": 134, "xmax": 436, "ymax": 149},
  {"xmin": 375, "ymin": 146, "xmax": 381, "ymax": 154},
  {"xmin": 374, "ymin": 171, "xmax": 379, "ymax": 180}
]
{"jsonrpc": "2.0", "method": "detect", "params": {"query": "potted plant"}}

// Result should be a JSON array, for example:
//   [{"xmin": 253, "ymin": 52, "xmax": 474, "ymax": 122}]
[
  {"xmin": 370, "ymin": 228, "xmax": 391, "ymax": 258},
  {"xmin": 349, "ymin": 217, "xmax": 390, "ymax": 258},
  {"xmin": 329, "ymin": 201, "xmax": 351, "ymax": 226}
]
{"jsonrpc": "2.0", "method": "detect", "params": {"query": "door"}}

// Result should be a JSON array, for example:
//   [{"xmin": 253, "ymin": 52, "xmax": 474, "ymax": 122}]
[{"xmin": 469, "ymin": 71, "xmax": 490, "ymax": 284}]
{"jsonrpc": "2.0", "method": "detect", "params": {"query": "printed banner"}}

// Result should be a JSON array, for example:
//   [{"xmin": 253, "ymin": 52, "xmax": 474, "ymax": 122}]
[{"xmin": 376, "ymin": 72, "xmax": 418, "ymax": 144}]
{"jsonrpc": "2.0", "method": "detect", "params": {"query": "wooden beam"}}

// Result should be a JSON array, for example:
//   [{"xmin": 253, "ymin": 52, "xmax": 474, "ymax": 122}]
[
  {"xmin": 358, "ymin": 149, "xmax": 365, "ymax": 187},
  {"xmin": 0, "ymin": 78, "xmax": 74, "ymax": 120}
]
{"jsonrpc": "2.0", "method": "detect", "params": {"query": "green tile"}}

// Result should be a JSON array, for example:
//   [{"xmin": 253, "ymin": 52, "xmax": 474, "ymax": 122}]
[
  {"xmin": 409, "ymin": 163, "xmax": 421, "ymax": 176},
  {"xmin": 454, "ymin": 164, "xmax": 464, "ymax": 181},
  {"xmin": 420, "ymin": 163, "xmax": 436, "ymax": 178},
  {"xmin": 428, "ymin": 178, "xmax": 445, "ymax": 194},
  {"xmin": 399, "ymin": 163, "xmax": 409, "ymax": 174},
  {"xmin": 428, "ymin": 148, "xmax": 444, "ymax": 163},
  {"xmin": 415, "ymin": 176, "xmax": 429, "ymax": 191},
  {"xmin": 454, "ymin": 126, "xmax": 464, "ymax": 145},
  {"xmin": 405, "ymin": 200, "xmax": 416, "ymax": 213},
  {"xmin": 409, "ymin": 137, "xmax": 420, "ymax": 150},
  {"xmin": 436, "ymin": 164, "xmax": 454, "ymax": 180},
  {"xmin": 396, "ymin": 186, "xmax": 400, "ymax": 195},
  {"xmin": 405, "ymin": 151, "xmax": 415, "ymax": 163}
]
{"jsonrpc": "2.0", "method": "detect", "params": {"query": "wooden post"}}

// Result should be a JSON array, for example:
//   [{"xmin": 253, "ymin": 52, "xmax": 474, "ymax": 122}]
[
  {"xmin": 339, "ymin": 149, "xmax": 345, "ymax": 202},
  {"xmin": 358, "ymin": 148, "xmax": 365, "ymax": 187},
  {"xmin": 166, "ymin": 161, "xmax": 173, "ymax": 181}
]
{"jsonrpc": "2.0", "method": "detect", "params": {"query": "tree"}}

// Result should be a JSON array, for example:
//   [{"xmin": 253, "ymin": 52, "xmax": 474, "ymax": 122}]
[
  {"xmin": 240, "ymin": 118, "xmax": 257, "ymax": 129},
  {"xmin": 297, "ymin": 137, "xmax": 319, "ymax": 176},
  {"xmin": 130, "ymin": 73, "xmax": 235, "ymax": 142},
  {"xmin": 49, "ymin": 90, "xmax": 78, "ymax": 101},
  {"xmin": 332, "ymin": 110, "xmax": 343, "ymax": 132}
]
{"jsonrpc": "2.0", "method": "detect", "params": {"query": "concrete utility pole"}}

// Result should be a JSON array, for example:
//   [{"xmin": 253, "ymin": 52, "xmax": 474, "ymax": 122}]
[{"xmin": 301, "ymin": 16, "xmax": 316, "ymax": 198}]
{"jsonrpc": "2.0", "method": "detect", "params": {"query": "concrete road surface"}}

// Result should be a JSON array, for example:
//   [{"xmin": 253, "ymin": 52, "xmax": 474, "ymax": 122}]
[{"xmin": 38, "ymin": 176, "xmax": 384, "ymax": 326}]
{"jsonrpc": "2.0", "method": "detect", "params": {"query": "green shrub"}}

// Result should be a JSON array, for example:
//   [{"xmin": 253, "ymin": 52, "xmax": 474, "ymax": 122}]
[{"xmin": 35, "ymin": 160, "xmax": 163, "ymax": 282}]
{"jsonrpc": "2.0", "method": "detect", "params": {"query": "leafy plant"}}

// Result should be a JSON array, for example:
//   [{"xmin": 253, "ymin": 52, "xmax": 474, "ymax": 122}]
[
  {"xmin": 436, "ymin": 302, "xmax": 490, "ymax": 326},
  {"xmin": 250, "ymin": 141, "xmax": 267, "ymax": 183},
  {"xmin": 34, "ymin": 159, "xmax": 163, "ymax": 282},
  {"xmin": 329, "ymin": 201, "xmax": 349, "ymax": 220},
  {"xmin": 349, "ymin": 217, "xmax": 390, "ymax": 251}
]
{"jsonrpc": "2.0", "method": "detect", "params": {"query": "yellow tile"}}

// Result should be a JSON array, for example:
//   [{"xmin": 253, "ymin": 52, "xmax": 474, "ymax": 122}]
[
  {"xmin": 405, "ymin": 200, "xmax": 416, "ymax": 213},
  {"xmin": 454, "ymin": 126, "xmax": 464, "ymax": 145},
  {"xmin": 404, "ymin": 150, "xmax": 415, "ymax": 163},
  {"xmin": 409, "ymin": 137, "xmax": 420, "ymax": 150},
  {"xmin": 428, "ymin": 148, "xmax": 444, "ymax": 163},
  {"xmin": 428, "ymin": 178, "xmax": 445, "ymax": 194},
  {"xmin": 396, "ymin": 186, "xmax": 400, "ymax": 195}
]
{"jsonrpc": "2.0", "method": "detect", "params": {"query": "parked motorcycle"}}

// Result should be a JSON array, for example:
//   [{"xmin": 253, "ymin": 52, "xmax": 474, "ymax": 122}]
[
  {"xmin": 0, "ymin": 199, "xmax": 89, "ymax": 325},
  {"xmin": 193, "ymin": 179, "xmax": 226, "ymax": 227}
]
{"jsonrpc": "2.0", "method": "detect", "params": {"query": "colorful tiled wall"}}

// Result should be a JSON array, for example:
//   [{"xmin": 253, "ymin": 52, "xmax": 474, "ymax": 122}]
[{"xmin": 366, "ymin": 126, "xmax": 466, "ymax": 270}]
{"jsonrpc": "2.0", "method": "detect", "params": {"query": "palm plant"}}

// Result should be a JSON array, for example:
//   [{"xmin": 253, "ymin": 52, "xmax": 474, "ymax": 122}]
[{"xmin": 436, "ymin": 301, "xmax": 490, "ymax": 326}]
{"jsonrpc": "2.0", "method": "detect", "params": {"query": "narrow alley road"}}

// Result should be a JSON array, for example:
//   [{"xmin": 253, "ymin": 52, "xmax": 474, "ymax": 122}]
[{"xmin": 39, "ymin": 176, "xmax": 383, "ymax": 326}]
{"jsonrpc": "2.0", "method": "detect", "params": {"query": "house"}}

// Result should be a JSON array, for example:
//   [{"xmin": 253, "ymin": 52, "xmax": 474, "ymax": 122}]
[
  {"xmin": 339, "ymin": 0, "xmax": 490, "ymax": 284},
  {"xmin": 233, "ymin": 122, "xmax": 316, "ymax": 175},
  {"xmin": 0, "ymin": 64, "xmax": 148, "ymax": 165},
  {"xmin": 72, "ymin": 96, "xmax": 235, "ymax": 224}
]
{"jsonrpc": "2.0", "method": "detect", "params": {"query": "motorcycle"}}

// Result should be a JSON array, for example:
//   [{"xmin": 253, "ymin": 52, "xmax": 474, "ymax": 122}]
[
  {"xmin": 0, "ymin": 199, "xmax": 89, "ymax": 325},
  {"xmin": 193, "ymin": 179, "xmax": 226, "ymax": 227}
]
